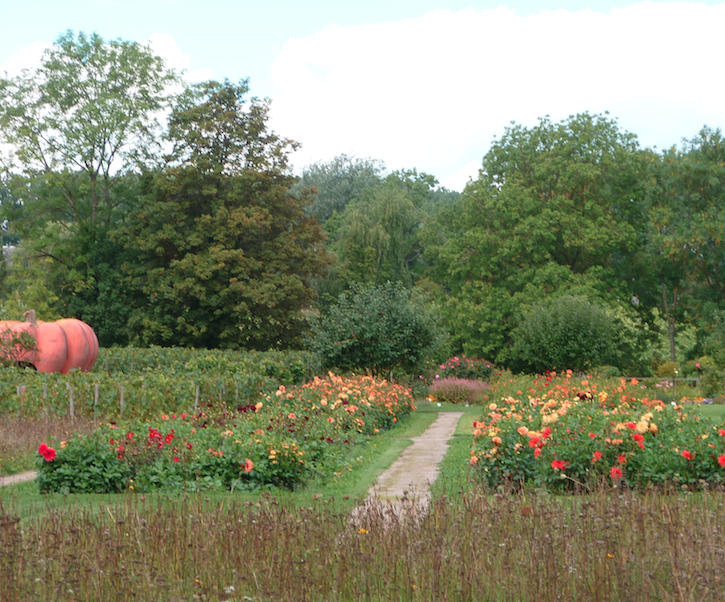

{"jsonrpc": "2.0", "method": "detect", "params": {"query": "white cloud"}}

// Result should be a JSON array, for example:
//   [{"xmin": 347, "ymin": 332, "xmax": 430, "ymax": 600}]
[
  {"xmin": 147, "ymin": 33, "xmax": 213, "ymax": 83},
  {"xmin": 269, "ymin": 3, "xmax": 725, "ymax": 190},
  {"xmin": 0, "ymin": 42, "xmax": 49, "ymax": 77}
]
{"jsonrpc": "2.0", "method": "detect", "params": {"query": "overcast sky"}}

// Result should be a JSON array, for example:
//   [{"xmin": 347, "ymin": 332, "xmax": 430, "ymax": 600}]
[{"xmin": 1, "ymin": 1, "xmax": 724, "ymax": 190}]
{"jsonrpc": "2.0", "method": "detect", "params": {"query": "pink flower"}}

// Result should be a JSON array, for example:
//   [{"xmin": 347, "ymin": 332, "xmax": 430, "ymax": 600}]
[
  {"xmin": 610, "ymin": 466, "xmax": 623, "ymax": 479},
  {"xmin": 718, "ymin": 455, "xmax": 725, "ymax": 468},
  {"xmin": 243, "ymin": 459, "xmax": 254, "ymax": 473},
  {"xmin": 592, "ymin": 451, "xmax": 602, "ymax": 462},
  {"xmin": 551, "ymin": 459, "xmax": 569, "ymax": 471},
  {"xmin": 288, "ymin": 413, "xmax": 296, "ymax": 420},
  {"xmin": 173, "ymin": 456, "xmax": 180, "ymax": 463}
]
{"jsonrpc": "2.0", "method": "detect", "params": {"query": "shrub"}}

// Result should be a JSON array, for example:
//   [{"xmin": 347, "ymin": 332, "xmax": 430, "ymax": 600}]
[
  {"xmin": 511, "ymin": 295, "xmax": 619, "ymax": 373},
  {"xmin": 655, "ymin": 361, "xmax": 680, "ymax": 378},
  {"xmin": 306, "ymin": 281, "xmax": 446, "ymax": 376},
  {"xmin": 436, "ymin": 355, "xmax": 493, "ymax": 382},
  {"xmin": 429, "ymin": 377, "xmax": 488, "ymax": 405},
  {"xmin": 696, "ymin": 356, "xmax": 724, "ymax": 398}
]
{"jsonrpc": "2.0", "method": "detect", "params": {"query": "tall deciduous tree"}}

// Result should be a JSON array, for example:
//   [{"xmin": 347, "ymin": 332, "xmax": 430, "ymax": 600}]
[
  {"xmin": 115, "ymin": 79, "xmax": 329, "ymax": 349},
  {"xmin": 0, "ymin": 30, "xmax": 176, "ymax": 227},
  {"xmin": 0, "ymin": 31, "xmax": 176, "ymax": 341},
  {"xmin": 425, "ymin": 113, "xmax": 651, "ymax": 366},
  {"xmin": 291, "ymin": 154, "xmax": 386, "ymax": 223},
  {"xmin": 646, "ymin": 126, "xmax": 725, "ymax": 361}
]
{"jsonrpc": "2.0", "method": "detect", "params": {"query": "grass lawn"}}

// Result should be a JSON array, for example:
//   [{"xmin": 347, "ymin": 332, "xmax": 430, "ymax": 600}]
[{"xmin": 692, "ymin": 402, "xmax": 725, "ymax": 420}]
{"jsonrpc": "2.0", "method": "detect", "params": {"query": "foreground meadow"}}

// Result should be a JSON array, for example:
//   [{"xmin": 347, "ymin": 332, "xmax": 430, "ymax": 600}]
[
  {"xmin": 3, "ymin": 367, "xmax": 725, "ymax": 601},
  {"xmin": 2, "ymin": 482, "xmax": 725, "ymax": 601}
]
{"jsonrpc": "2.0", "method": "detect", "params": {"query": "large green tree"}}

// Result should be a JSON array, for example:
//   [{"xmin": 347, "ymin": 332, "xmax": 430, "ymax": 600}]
[
  {"xmin": 0, "ymin": 31, "xmax": 176, "ymax": 340},
  {"xmin": 115, "ymin": 79, "xmax": 329, "ymax": 349},
  {"xmin": 645, "ymin": 126, "xmax": 725, "ymax": 362},
  {"xmin": 425, "ymin": 113, "xmax": 652, "ymax": 368},
  {"xmin": 291, "ymin": 154, "xmax": 386, "ymax": 223}
]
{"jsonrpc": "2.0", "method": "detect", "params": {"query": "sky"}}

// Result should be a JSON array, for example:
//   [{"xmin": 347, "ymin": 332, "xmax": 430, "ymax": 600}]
[{"xmin": 1, "ymin": 1, "xmax": 724, "ymax": 191}]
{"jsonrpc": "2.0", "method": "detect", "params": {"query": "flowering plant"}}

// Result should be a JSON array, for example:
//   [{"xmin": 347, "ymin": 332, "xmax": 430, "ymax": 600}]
[
  {"xmin": 470, "ymin": 371, "xmax": 725, "ymax": 491},
  {"xmin": 36, "ymin": 374, "xmax": 415, "ymax": 494}
]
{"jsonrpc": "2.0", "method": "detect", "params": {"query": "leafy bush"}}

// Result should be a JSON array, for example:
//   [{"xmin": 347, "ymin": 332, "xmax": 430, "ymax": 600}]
[
  {"xmin": 0, "ymin": 327, "xmax": 37, "ymax": 368},
  {"xmin": 436, "ymin": 355, "xmax": 493, "ymax": 381},
  {"xmin": 655, "ymin": 361, "xmax": 680, "ymax": 378},
  {"xmin": 696, "ymin": 356, "xmax": 724, "ymax": 398},
  {"xmin": 429, "ymin": 378, "xmax": 488, "ymax": 404},
  {"xmin": 511, "ymin": 295, "xmax": 619, "ymax": 373},
  {"xmin": 306, "ymin": 281, "xmax": 446, "ymax": 376}
]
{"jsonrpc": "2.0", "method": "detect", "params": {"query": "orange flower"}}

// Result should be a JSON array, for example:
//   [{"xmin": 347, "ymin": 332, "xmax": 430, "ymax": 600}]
[{"xmin": 718, "ymin": 455, "xmax": 725, "ymax": 468}]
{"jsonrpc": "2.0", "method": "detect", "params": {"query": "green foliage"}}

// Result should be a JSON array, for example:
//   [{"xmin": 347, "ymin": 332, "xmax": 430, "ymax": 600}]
[
  {"xmin": 113, "ymin": 166, "xmax": 328, "ymax": 349},
  {"xmin": 106, "ymin": 79, "xmax": 329, "ymax": 349},
  {"xmin": 511, "ymin": 295, "xmax": 620, "ymax": 373},
  {"xmin": 0, "ymin": 328, "xmax": 37, "ymax": 368},
  {"xmin": 36, "ymin": 436, "xmax": 133, "ymax": 494},
  {"xmin": 0, "ymin": 347, "xmax": 323, "ymax": 419},
  {"xmin": 291, "ymin": 154, "xmax": 386, "ymax": 223},
  {"xmin": 306, "ymin": 281, "xmax": 446, "ymax": 376},
  {"xmin": 655, "ymin": 361, "xmax": 680, "ymax": 378},
  {"xmin": 696, "ymin": 356, "xmax": 724, "ymax": 398},
  {"xmin": 424, "ymin": 113, "xmax": 651, "ymax": 367}
]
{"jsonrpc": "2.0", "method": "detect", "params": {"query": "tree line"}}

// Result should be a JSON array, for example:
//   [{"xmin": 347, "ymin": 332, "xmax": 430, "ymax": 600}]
[{"xmin": 1, "ymin": 31, "xmax": 724, "ymax": 379}]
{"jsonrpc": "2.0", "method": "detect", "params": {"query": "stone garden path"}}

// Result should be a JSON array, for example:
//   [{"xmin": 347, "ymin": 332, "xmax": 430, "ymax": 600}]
[
  {"xmin": 353, "ymin": 411, "xmax": 464, "ymax": 521},
  {"xmin": 0, "ymin": 471, "xmax": 36, "ymax": 487}
]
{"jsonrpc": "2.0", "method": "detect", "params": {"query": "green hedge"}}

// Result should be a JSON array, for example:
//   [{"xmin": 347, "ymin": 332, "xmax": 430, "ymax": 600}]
[{"xmin": 0, "ymin": 347, "xmax": 323, "ymax": 420}]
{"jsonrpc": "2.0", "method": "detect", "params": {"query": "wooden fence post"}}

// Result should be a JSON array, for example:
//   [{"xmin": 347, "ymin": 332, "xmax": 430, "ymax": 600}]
[
  {"xmin": 67, "ymin": 382, "xmax": 74, "ymax": 420},
  {"xmin": 18, "ymin": 386, "xmax": 26, "ymax": 419},
  {"xmin": 195, "ymin": 384, "xmax": 200, "ymax": 414}
]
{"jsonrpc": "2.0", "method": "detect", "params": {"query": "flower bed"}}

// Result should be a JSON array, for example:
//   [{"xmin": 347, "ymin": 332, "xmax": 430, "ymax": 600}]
[
  {"xmin": 470, "ymin": 371, "xmax": 725, "ymax": 491},
  {"xmin": 35, "ymin": 374, "xmax": 416, "ymax": 494}
]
